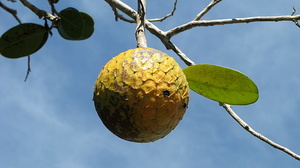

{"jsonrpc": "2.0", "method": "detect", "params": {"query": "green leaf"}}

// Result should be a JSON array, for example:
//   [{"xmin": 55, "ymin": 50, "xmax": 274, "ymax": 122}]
[
  {"xmin": 79, "ymin": 12, "xmax": 94, "ymax": 40},
  {"xmin": 0, "ymin": 23, "xmax": 49, "ymax": 59},
  {"xmin": 183, "ymin": 64, "xmax": 259, "ymax": 105},
  {"xmin": 58, "ymin": 7, "xmax": 84, "ymax": 40},
  {"xmin": 57, "ymin": 8, "xmax": 94, "ymax": 40}
]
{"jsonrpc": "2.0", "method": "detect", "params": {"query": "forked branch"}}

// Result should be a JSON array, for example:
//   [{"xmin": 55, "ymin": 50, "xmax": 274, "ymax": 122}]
[
  {"xmin": 0, "ymin": 1, "xmax": 21, "ymax": 23},
  {"xmin": 19, "ymin": 0, "xmax": 59, "ymax": 22},
  {"xmin": 104, "ymin": 0, "xmax": 300, "ymax": 161}
]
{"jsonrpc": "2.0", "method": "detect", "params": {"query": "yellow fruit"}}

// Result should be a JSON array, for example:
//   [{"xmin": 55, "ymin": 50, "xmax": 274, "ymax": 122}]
[{"xmin": 93, "ymin": 48, "xmax": 189, "ymax": 143}]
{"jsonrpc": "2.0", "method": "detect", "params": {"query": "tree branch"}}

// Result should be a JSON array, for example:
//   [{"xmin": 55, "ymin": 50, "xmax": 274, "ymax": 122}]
[
  {"xmin": 167, "ymin": 14, "xmax": 300, "ymax": 38},
  {"xmin": 105, "ymin": 0, "xmax": 300, "ymax": 160},
  {"xmin": 148, "ymin": 0, "xmax": 177, "ymax": 22},
  {"xmin": 220, "ymin": 103, "xmax": 300, "ymax": 161},
  {"xmin": 194, "ymin": 0, "xmax": 222, "ymax": 21},
  {"xmin": 136, "ymin": 0, "xmax": 147, "ymax": 48},
  {"xmin": 104, "ymin": 0, "xmax": 300, "ymax": 161},
  {"xmin": 0, "ymin": 1, "xmax": 21, "ymax": 23},
  {"xmin": 19, "ymin": 0, "xmax": 59, "ymax": 22},
  {"xmin": 105, "ymin": 0, "xmax": 138, "ymax": 20},
  {"xmin": 47, "ymin": 0, "xmax": 59, "ymax": 15},
  {"xmin": 105, "ymin": 0, "xmax": 195, "ymax": 65}
]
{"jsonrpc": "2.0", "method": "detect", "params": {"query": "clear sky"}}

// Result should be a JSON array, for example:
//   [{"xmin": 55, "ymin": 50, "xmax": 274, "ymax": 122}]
[{"xmin": 1, "ymin": 0, "xmax": 300, "ymax": 167}]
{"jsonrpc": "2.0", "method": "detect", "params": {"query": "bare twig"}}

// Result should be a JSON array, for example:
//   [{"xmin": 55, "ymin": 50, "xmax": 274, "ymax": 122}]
[
  {"xmin": 291, "ymin": 7, "xmax": 296, "ymax": 16},
  {"xmin": 148, "ymin": 0, "xmax": 177, "ymax": 22},
  {"xmin": 291, "ymin": 7, "xmax": 300, "ymax": 28},
  {"xmin": 0, "ymin": 1, "xmax": 21, "ymax": 23},
  {"xmin": 104, "ymin": 0, "xmax": 300, "ymax": 66},
  {"xmin": 167, "ymin": 14, "xmax": 300, "ymax": 37},
  {"xmin": 117, "ymin": 14, "xmax": 136, "ymax": 23},
  {"xmin": 194, "ymin": 0, "xmax": 222, "ymax": 21},
  {"xmin": 105, "ymin": 0, "xmax": 195, "ymax": 65},
  {"xmin": 105, "ymin": 0, "xmax": 136, "ymax": 23},
  {"xmin": 107, "ymin": 1, "xmax": 121, "ymax": 21},
  {"xmin": 105, "ymin": 0, "xmax": 138, "ymax": 20},
  {"xmin": 136, "ymin": 0, "xmax": 147, "ymax": 48},
  {"xmin": 19, "ymin": 0, "xmax": 59, "ymax": 22},
  {"xmin": 47, "ymin": 0, "xmax": 59, "ymax": 15},
  {"xmin": 145, "ymin": 19, "xmax": 195, "ymax": 65},
  {"xmin": 220, "ymin": 103, "xmax": 300, "ymax": 161},
  {"xmin": 24, "ymin": 55, "xmax": 31, "ymax": 82},
  {"xmin": 104, "ymin": 0, "xmax": 300, "ymax": 161},
  {"xmin": 108, "ymin": 0, "xmax": 177, "ymax": 23},
  {"xmin": 171, "ymin": 43, "xmax": 195, "ymax": 66}
]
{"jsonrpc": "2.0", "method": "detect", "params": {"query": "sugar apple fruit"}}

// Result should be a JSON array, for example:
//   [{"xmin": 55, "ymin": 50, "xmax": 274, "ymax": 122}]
[{"xmin": 93, "ymin": 47, "xmax": 189, "ymax": 143}]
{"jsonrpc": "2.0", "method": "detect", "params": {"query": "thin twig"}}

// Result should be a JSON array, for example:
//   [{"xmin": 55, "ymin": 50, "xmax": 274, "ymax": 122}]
[
  {"xmin": 167, "ymin": 14, "xmax": 300, "ymax": 37},
  {"xmin": 47, "ymin": 0, "xmax": 59, "ymax": 15},
  {"xmin": 107, "ymin": 1, "xmax": 120, "ymax": 21},
  {"xmin": 148, "ymin": 0, "xmax": 177, "ymax": 22},
  {"xmin": 105, "ymin": 0, "xmax": 300, "ymax": 161},
  {"xmin": 24, "ymin": 55, "xmax": 31, "ymax": 82},
  {"xmin": 291, "ymin": 7, "xmax": 300, "ymax": 28},
  {"xmin": 117, "ymin": 14, "xmax": 136, "ymax": 23},
  {"xmin": 104, "ymin": 0, "xmax": 300, "ymax": 66},
  {"xmin": 291, "ymin": 7, "xmax": 296, "ymax": 16},
  {"xmin": 0, "ymin": 1, "xmax": 21, "ymax": 23},
  {"xmin": 220, "ymin": 103, "xmax": 300, "ymax": 161},
  {"xmin": 105, "ymin": 0, "xmax": 138, "ymax": 20},
  {"xmin": 105, "ymin": 0, "xmax": 136, "ymax": 23},
  {"xmin": 194, "ymin": 0, "xmax": 222, "ymax": 21},
  {"xmin": 19, "ymin": 0, "xmax": 59, "ymax": 22},
  {"xmin": 167, "ymin": 41, "xmax": 195, "ymax": 66},
  {"xmin": 105, "ymin": 0, "xmax": 195, "ymax": 65}
]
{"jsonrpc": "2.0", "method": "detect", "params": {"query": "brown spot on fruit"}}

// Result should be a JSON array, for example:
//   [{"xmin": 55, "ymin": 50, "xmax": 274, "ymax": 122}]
[{"xmin": 163, "ymin": 89, "xmax": 171, "ymax": 97}]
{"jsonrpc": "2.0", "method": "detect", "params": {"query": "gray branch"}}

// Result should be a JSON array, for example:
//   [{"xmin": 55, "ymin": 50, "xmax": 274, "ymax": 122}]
[
  {"xmin": 104, "ymin": 0, "xmax": 195, "ymax": 65},
  {"xmin": 167, "ymin": 15, "xmax": 300, "ymax": 38},
  {"xmin": 104, "ymin": 0, "xmax": 300, "ymax": 161},
  {"xmin": 0, "ymin": 1, "xmax": 21, "ymax": 23},
  {"xmin": 148, "ymin": 0, "xmax": 177, "ymax": 22},
  {"xmin": 220, "ymin": 103, "xmax": 300, "ymax": 161},
  {"xmin": 194, "ymin": 0, "xmax": 222, "ymax": 21},
  {"xmin": 19, "ymin": 0, "xmax": 59, "ymax": 22}
]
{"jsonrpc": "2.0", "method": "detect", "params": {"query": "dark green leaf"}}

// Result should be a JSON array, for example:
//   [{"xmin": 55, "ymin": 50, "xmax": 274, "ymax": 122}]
[
  {"xmin": 183, "ymin": 64, "xmax": 259, "ymax": 105},
  {"xmin": 58, "ymin": 8, "xmax": 94, "ymax": 40},
  {"xmin": 79, "ymin": 12, "xmax": 94, "ymax": 40},
  {"xmin": 0, "ymin": 23, "xmax": 49, "ymax": 59},
  {"xmin": 58, "ymin": 7, "xmax": 84, "ymax": 40}
]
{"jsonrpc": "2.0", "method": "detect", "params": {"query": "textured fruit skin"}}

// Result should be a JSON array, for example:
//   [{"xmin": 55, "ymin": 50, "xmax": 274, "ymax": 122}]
[{"xmin": 93, "ymin": 48, "xmax": 189, "ymax": 143}]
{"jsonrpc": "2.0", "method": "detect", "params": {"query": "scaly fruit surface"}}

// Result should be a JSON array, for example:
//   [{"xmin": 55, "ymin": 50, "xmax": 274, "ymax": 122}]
[{"xmin": 93, "ymin": 48, "xmax": 189, "ymax": 143}]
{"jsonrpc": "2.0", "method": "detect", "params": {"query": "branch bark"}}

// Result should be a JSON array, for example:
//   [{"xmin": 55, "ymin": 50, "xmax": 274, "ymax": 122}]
[
  {"xmin": 135, "ymin": 0, "xmax": 147, "ymax": 48},
  {"xmin": 167, "ymin": 15, "xmax": 300, "ymax": 38},
  {"xmin": 105, "ymin": 0, "xmax": 195, "ymax": 65},
  {"xmin": 194, "ymin": 0, "xmax": 222, "ymax": 21},
  {"xmin": 19, "ymin": 0, "xmax": 59, "ymax": 22},
  {"xmin": 0, "ymin": 1, "xmax": 21, "ymax": 23},
  {"xmin": 104, "ymin": 0, "xmax": 300, "ymax": 160},
  {"xmin": 148, "ymin": 0, "xmax": 177, "ymax": 22},
  {"xmin": 220, "ymin": 103, "xmax": 300, "ymax": 161}
]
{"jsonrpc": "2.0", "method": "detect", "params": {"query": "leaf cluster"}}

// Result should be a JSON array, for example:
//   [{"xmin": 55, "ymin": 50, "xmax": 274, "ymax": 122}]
[{"xmin": 0, "ymin": 6, "xmax": 94, "ymax": 59}]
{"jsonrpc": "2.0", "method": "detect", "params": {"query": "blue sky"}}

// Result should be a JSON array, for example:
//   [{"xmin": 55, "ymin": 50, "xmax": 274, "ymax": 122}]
[{"xmin": 1, "ymin": 0, "xmax": 300, "ymax": 167}]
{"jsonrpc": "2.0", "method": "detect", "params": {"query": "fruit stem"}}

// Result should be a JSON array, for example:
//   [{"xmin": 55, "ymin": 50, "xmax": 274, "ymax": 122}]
[{"xmin": 135, "ymin": 0, "xmax": 148, "ymax": 48}]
